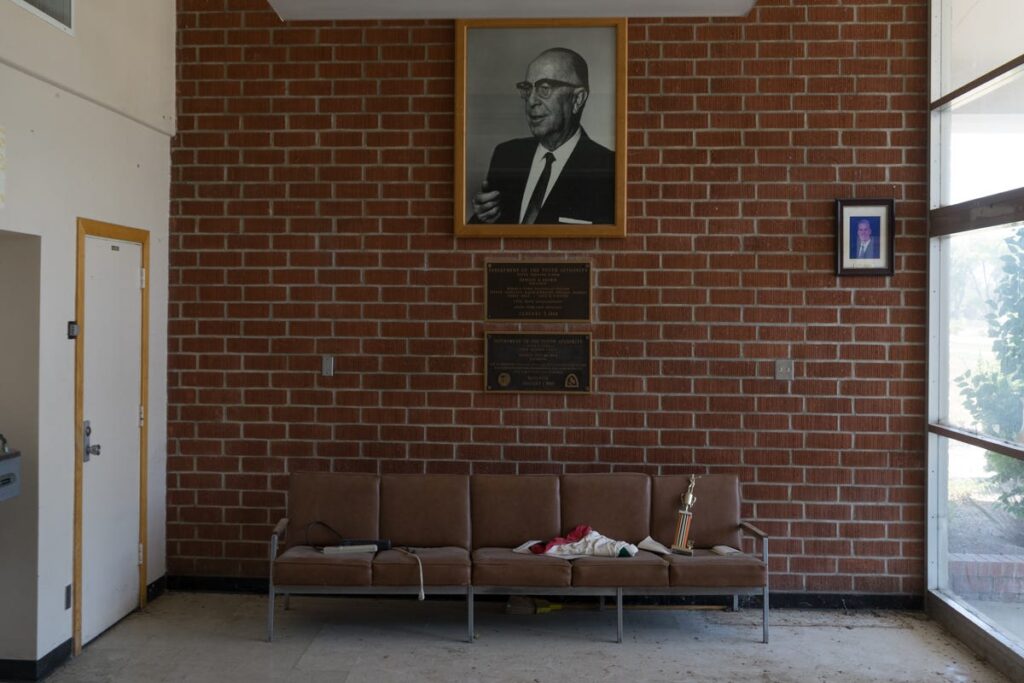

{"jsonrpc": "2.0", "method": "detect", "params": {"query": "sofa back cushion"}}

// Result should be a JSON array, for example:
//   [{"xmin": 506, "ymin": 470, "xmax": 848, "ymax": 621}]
[
  {"xmin": 471, "ymin": 475, "xmax": 561, "ymax": 549},
  {"xmin": 651, "ymin": 474, "xmax": 743, "ymax": 550},
  {"xmin": 380, "ymin": 474, "xmax": 470, "ymax": 548},
  {"xmin": 560, "ymin": 473, "xmax": 651, "ymax": 543},
  {"xmin": 285, "ymin": 472, "xmax": 380, "ymax": 549}
]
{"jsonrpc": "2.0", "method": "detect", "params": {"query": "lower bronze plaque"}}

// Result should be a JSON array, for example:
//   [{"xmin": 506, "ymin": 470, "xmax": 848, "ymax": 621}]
[{"xmin": 485, "ymin": 333, "xmax": 591, "ymax": 393}]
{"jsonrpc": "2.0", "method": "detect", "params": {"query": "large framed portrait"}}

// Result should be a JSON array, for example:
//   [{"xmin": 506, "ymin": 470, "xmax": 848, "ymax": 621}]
[
  {"xmin": 835, "ymin": 198, "xmax": 895, "ymax": 276},
  {"xmin": 454, "ymin": 18, "xmax": 628, "ymax": 239}
]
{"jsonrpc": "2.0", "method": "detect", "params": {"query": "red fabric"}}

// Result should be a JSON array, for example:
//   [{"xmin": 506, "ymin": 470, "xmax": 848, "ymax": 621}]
[{"xmin": 529, "ymin": 524, "xmax": 592, "ymax": 555}]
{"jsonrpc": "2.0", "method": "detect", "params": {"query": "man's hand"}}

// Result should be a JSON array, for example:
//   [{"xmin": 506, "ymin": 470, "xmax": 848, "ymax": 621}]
[{"xmin": 472, "ymin": 180, "xmax": 502, "ymax": 223}]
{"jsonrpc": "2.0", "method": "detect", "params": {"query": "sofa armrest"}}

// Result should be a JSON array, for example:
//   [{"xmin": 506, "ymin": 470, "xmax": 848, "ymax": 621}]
[
  {"xmin": 272, "ymin": 517, "xmax": 289, "ymax": 541},
  {"xmin": 268, "ymin": 517, "xmax": 289, "ymax": 594},
  {"xmin": 740, "ymin": 521, "xmax": 766, "ymax": 539},
  {"xmin": 740, "ymin": 520, "xmax": 769, "ymax": 568},
  {"xmin": 270, "ymin": 517, "xmax": 288, "ymax": 560}
]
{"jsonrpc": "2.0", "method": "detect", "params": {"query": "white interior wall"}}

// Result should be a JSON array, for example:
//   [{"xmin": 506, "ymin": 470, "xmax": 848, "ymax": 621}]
[
  {"xmin": 0, "ymin": 0, "xmax": 175, "ymax": 135},
  {"xmin": 0, "ymin": 231, "xmax": 41, "ymax": 661},
  {"xmin": 0, "ymin": 59, "xmax": 171, "ymax": 661},
  {"xmin": 0, "ymin": 0, "xmax": 172, "ymax": 660}
]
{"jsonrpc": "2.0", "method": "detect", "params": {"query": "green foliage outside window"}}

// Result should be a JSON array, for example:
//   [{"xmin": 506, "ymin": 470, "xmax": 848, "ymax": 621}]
[{"xmin": 956, "ymin": 226, "xmax": 1024, "ymax": 517}]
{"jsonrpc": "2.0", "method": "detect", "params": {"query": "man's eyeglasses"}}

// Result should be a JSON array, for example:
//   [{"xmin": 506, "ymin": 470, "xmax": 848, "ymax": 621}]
[{"xmin": 516, "ymin": 79, "xmax": 583, "ymax": 100}]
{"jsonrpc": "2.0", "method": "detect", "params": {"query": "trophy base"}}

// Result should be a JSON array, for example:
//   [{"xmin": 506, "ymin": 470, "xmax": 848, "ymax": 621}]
[{"xmin": 670, "ymin": 546, "xmax": 694, "ymax": 556}]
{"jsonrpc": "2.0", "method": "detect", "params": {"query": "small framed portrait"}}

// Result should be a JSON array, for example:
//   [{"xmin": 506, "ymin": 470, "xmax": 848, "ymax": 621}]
[
  {"xmin": 454, "ymin": 18, "xmax": 628, "ymax": 239},
  {"xmin": 835, "ymin": 198, "xmax": 895, "ymax": 276}
]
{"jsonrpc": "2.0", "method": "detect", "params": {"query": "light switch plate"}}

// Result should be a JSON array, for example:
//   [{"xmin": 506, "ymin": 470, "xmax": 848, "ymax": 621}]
[
  {"xmin": 774, "ymin": 359, "xmax": 794, "ymax": 381},
  {"xmin": 321, "ymin": 355, "xmax": 335, "ymax": 377}
]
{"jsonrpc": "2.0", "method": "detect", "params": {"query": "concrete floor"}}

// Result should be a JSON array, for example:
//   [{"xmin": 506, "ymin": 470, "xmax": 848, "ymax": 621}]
[{"xmin": 38, "ymin": 591, "xmax": 1012, "ymax": 683}]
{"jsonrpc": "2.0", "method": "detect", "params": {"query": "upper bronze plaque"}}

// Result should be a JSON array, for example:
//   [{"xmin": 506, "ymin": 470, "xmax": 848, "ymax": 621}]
[{"xmin": 485, "ymin": 261, "xmax": 592, "ymax": 322}]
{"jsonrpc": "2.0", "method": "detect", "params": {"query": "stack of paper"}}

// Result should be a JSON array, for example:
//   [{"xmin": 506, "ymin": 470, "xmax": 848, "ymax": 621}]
[
  {"xmin": 710, "ymin": 545, "xmax": 740, "ymax": 555},
  {"xmin": 637, "ymin": 536, "xmax": 673, "ymax": 555}
]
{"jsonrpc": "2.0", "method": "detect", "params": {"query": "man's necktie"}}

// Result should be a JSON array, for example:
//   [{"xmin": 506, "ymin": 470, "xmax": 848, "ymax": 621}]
[{"xmin": 522, "ymin": 152, "xmax": 555, "ymax": 224}]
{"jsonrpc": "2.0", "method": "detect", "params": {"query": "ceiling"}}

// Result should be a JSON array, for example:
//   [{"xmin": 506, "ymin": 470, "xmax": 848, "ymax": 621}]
[{"xmin": 265, "ymin": 0, "xmax": 758, "ymax": 21}]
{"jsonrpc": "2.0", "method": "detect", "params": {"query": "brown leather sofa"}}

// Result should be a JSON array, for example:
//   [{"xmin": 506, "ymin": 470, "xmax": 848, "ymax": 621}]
[{"xmin": 268, "ymin": 472, "xmax": 769, "ymax": 643}]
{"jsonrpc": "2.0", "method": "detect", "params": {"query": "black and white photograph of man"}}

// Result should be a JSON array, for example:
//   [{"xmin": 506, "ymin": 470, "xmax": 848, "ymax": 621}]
[
  {"xmin": 470, "ymin": 47, "xmax": 614, "ymax": 226},
  {"xmin": 456, "ymin": 21, "xmax": 625, "ymax": 237}
]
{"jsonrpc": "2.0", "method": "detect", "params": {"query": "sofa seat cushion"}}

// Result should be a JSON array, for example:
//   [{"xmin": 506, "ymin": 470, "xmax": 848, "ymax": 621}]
[
  {"xmin": 667, "ymin": 550, "xmax": 766, "ymax": 588},
  {"xmin": 273, "ymin": 546, "xmax": 373, "ymax": 587},
  {"xmin": 471, "ymin": 548, "xmax": 571, "ymax": 587},
  {"xmin": 285, "ymin": 473, "xmax": 380, "ymax": 551},
  {"xmin": 471, "ymin": 475, "xmax": 561, "ymax": 550},
  {"xmin": 380, "ymin": 475, "xmax": 470, "ymax": 548},
  {"xmin": 651, "ymin": 475, "xmax": 743, "ymax": 551},
  {"xmin": 561, "ymin": 473, "xmax": 651, "ymax": 543},
  {"xmin": 372, "ymin": 547, "xmax": 471, "ymax": 586},
  {"xmin": 570, "ymin": 550, "xmax": 668, "ymax": 587}
]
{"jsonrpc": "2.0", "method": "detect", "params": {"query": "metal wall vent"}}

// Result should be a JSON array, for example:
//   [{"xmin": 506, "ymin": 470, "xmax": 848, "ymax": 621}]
[{"xmin": 8, "ymin": 0, "xmax": 73, "ymax": 33}]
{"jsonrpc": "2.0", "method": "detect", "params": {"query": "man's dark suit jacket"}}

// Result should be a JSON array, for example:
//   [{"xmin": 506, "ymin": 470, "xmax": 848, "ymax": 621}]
[
  {"xmin": 850, "ymin": 238, "xmax": 880, "ymax": 259},
  {"xmin": 472, "ymin": 130, "xmax": 615, "ymax": 225}
]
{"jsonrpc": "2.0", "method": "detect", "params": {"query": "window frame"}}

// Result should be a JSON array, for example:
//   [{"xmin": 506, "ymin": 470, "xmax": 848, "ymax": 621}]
[{"xmin": 927, "ymin": 3, "xmax": 1024, "ymax": 677}]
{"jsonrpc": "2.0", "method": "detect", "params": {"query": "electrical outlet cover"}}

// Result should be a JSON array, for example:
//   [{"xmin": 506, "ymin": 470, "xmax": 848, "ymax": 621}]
[{"xmin": 774, "ymin": 359, "xmax": 794, "ymax": 381}]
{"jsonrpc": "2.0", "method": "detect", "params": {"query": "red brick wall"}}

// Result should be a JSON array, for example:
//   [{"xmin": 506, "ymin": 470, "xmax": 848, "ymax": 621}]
[{"xmin": 170, "ymin": 0, "xmax": 929, "ymax": 593}]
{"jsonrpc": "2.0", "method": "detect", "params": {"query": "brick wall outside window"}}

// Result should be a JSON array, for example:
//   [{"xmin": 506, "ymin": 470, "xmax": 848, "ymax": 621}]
[{"xmin": 170, "ymin": 0, "xmax": 929, "ymax": 593}]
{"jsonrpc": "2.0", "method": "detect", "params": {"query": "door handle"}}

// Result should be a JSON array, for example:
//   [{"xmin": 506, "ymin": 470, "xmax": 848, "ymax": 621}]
[{"xmin": 83, "ymin": 420, "xmax": 101, "ymax": 462}]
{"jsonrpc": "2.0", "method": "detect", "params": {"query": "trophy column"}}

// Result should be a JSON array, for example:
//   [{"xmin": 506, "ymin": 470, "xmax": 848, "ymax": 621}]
[{"xmin": 671, "ymin": 475, "xmax": 698, "ymax": 555}]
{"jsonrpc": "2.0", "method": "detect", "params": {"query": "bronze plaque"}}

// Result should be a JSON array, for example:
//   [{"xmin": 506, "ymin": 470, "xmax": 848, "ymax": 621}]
[
  {"xmin": 485, "ymin": 261, "xmax": 591, "ymax": 322},
  {"xmin": 485, "ymin": 333, "xmax": 591, "ymax": 393}
]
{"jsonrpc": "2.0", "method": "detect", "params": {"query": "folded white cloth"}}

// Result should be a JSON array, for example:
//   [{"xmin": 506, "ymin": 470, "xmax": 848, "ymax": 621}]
[{"xmin": 513, "ymin": 529, "xmax": 638, "ymax": 559}]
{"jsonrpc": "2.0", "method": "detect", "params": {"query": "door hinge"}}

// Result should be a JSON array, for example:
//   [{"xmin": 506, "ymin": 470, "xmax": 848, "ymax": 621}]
[
  {"xmin": 140, "ymin": 267, "xmax": 146, "ymax": 289},
  {"xmin": 139, "ymin": 405, "xmax": 145, "ymax": 428},
  {"xmin": 138, "ymin": 543, "xmax": 144, "ymax": 566}
]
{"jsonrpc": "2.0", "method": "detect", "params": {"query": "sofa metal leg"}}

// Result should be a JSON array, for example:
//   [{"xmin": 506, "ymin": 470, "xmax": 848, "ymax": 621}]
[
  {"xmin": 467, "ymin": 586, "xmax": 474, "ymax": 644},
  {"xmin": 762, "ymin": 585, "xmax": 769, "ymax": 644},
  {"xmin": 732, "ymin": 594, "xmax": 739, "ymax": 612},
  {"xmin": 267, "ymin": 587, "xmax": 275, "ymax": 642},
  {"xmin": 598, "ymin": 596, "xmax": 604, "ymax": 611},
  {"xmin": 616, "ymin": 589, "xmax": 623, "ymax": 644},
  {"xmin": 268, "ymin": 532, "xmax": 278, "ymax": 642}
]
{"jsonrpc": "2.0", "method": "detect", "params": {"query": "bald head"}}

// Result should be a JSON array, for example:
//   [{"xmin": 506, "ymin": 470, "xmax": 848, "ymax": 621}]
[
  {"xmin": 522, "ymin": 48, "xmax": 591, "ymax": 150},
  {"xmin": 534, "ymin": 48, "xmax": 590, "ymax": 91}
]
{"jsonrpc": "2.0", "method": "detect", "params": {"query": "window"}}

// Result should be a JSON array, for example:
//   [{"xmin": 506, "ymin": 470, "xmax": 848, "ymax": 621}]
[
  {"xmin": 7, "ymin": 0, "xmax": 73, "ymax": 33},
  {"xmin": 937, "ymin": 0, "xmax": 1024, "ymax": 96},
  {"xmin": 929, "ymin": 0, "xmax": 1024, "ymax": 673},
  {"xmin": 938, "ymin": 223, "xmax": 1024, "ymax": 443},
  {"xmin": 939, "ymin": 439, "xmax": 1024, "ymax": 645},
  {"xmin": 936, "ymin": 75, "xmax": 1024, "ymax": 205}
]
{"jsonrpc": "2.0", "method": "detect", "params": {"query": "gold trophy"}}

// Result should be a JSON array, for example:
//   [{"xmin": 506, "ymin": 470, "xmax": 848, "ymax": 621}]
[{"xmin": 671, "ymin": 475, "xmax": 698, "ymax": 555}]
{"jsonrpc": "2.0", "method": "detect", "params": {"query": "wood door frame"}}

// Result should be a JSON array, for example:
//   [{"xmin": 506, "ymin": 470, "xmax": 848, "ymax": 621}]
[{"xmin": 73, "ymin": 218, "xmax": 150, "ymax": 655}]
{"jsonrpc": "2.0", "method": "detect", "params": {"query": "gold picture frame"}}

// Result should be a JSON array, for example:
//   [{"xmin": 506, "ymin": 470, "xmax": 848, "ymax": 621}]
[{"xmin": 455, "ymin": 18, "xmax": 628, "ymax": 239}]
